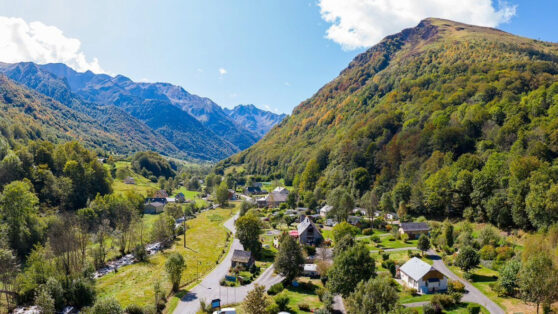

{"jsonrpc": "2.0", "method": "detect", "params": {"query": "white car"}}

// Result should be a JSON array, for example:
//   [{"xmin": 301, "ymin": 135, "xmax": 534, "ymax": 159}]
[{"xmin": 213, "ymin": 308, "xmax": 236, "ymax": 314}]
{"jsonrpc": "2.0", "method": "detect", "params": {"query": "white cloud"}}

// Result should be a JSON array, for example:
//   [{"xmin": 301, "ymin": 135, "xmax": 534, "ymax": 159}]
[
  {"xmin": 318, "ymin": 0, "xmax": 517, "ymax": 50},
  {"xmin": 0, "ymin": 16, "xmax": 104, "ymax": 73},
  {"xmin": 218, "ymin": 68, "xmax": 227, "ymax": 75}
]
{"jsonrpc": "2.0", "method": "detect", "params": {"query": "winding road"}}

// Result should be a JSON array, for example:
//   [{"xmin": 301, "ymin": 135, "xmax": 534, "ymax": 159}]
[{"xmin": 174, "ymin": 214, "xmax": 284, "ymax": 313}]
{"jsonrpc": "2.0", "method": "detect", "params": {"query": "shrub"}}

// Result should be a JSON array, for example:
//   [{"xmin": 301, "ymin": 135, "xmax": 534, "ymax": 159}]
[
  {"xmin": 362, "ymin": 228, "xmax": 373, "ymax": 235},
  {"xmin": 274, "ymin": 293, "xmax": 289, "ymax": 310},
  {"xmin": 467, "ymin": 304, "xmax": 481, "ymax": 314},
  {"xmin": 305, "ymin": 245, "xmax": 316, "ymax": 256},
  {"xmin": 372, "ymin": 235, "xmax": 381, "ymax": 243},
  {"xmin": 133, "ymin": 244, "xmax": 148, "ymax": 262},
  {"xmin": 266, "ymin": 303, "xmax": 280, "ymax": 314},
  {"xmin": 430, "ymin": 294, "xmax": 456, "ymax": 309},
  {"xmin": 69, "ymin": 278, "xmax": 96, "ymax": 308},
  {"xmin": 479, "ymin": 245, "xmax": 496, "ymax": 260},
  {"xmin": 448, "ymin": 280, "xmax": 465, "ymax": 293},
  {"xmin": 90, "ymin": 298, "xmax": 123, "ymax": 314},
  {"xmin": 423, "ymin": 303, "xmax": 437, "ymax": 314},
  {"xmin": 125, "ymin": 304, "xmax": 144, "ymax": 314},
  {"xmin": 298, "ymin": 303, "xmax": 310, "ymax": 311},
  {"xmin": 495, "ymin": 246, "xmax": 514, "ymax": 261},
  {"xmin": 381, "ymin": 259, "xmax": 396, "ymax": 277},
  {"xmin": 267, "ymin": 282, "xmax": 284, "ymax": 295}
]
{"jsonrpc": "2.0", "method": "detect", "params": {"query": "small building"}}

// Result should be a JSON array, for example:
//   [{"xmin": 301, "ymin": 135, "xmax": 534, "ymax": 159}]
[
  {"xmin": 228, "ymin": 189, "xmax": 238, "ymax": 200},
  {"xmin": 385, "ymin": 212, "xmax": 398, "ymax": 221},
  {"xmin": 352, "ymin": 207, "xmax": 367, "ymax": 216},
  {"xmin": 231, "ymin": 250, "xmax": 255, "ymax": 269},
  {"xmin": 144, "ymin": 201, "xmax": 165, "ymax": 214},
  {"xmin": 399, "ymin": 222, "xmax": 430, "ymax": 239},
  {"xmin": 347, "ymin": 215, "xmax": 362, "ymax": 226},
  {"xmin": 297, "ymin": 217, "xmax": 323, "ymax": 246},
  {"xmin": 123, "ymin": 176, "xmax": 135, "ymax": 185},
  {"xmin": 175, "ymin": 192, "xmax": 186, "ymax": 203},
  {"xmin": 258, "ymin": 187, "xmax": 289, "ymax": 207},
  {"xmin": 325, "ymin": 219, "xmax": 336, "ymax": 227},
  {"xmin": 302, "ymin": 264, "xmax": 319, "ymax": 278},
  {"xmin": 319, "ymin": 205, "xmax": 333, "ymax": 218},
  {"xmin": 399, "ymin": 257, "xmax": 447, "ymax": 294},
  {"xmin": 244, "ymin": 186, "xmax": 264, "ymax": 195},
  {"xmin": 153, "ymin": 190, "xmax": 169, "ymax": 198}
]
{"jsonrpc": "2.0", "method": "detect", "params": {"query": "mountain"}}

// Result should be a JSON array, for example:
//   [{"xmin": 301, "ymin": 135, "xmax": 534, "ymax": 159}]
[
  {"xmin": 224, "ymin": 104, "xmax": 287, "ymax": 137},
  {"xmin": 0, "ymin": 62, "xmax": 238, "ymax": 160},
  {"xmin": 38, "ymin": 63, "xmax": 260, "ymax": 150},
  {"xmin": 223, "ymin": 18, "xmax": 558, "ymax": 230}
]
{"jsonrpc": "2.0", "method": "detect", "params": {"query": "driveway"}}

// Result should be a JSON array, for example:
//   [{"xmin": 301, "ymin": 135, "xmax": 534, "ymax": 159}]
[
  {"xmin": 174, "ymin": 214, "xmax": 284, "ymax": 313},
  {"xmin": 427, "ymin": 250, "xmax": 504, "ymax": 314}
]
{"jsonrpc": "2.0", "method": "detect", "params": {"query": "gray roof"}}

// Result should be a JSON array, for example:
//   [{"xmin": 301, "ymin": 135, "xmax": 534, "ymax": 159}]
[
  {"xmin": 400, "ymin": 257, "xmax": 439, "ymax": 281},
  {"xmin": 232, "ymin": 250, "xmax": 252, "ymax": 263},
  {"xmin": 400, "ymin": 222, "xmax": 430, "ymax": 232},
  {"xmin": 320, "ymin": 205, "xmax": 333, "ymax": 213},
  {"xmin": 267, "ymin": 189, "xmax": 289, "ymax": 202},
  {"xmin": 298, "ymin": 217, "xmax": 322, "ymax": 237}
]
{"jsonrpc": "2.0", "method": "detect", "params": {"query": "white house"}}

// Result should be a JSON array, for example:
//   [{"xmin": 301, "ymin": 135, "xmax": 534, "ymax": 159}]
[
  {"xmin": 319, "ymin": 205, "xmax": 333, "ymax": 218},
  {"xmin": 399, "ymin": 257, "xmax": 447, "ymax": 294}
]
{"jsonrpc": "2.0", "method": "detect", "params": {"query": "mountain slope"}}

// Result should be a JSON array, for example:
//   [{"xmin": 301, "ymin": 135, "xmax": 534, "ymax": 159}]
[
  {"xmin": 0, "ymin": 62, "xmax": 236, "ymax": 160},
  {"xmin": 224, "ymin": 104, "xmax": 287, "ymax": 137},
  {"xmin": 38, "ymin": 63, "xmax": 259, "ymax": 150},
  {"xmin": 224, "ymin": 18, "xmax": 558, "ymax": 230}
]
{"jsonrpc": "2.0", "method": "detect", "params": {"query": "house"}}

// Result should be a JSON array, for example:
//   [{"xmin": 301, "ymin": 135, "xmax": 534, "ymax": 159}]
[
  {"xmin": 244, "ymin": 186, "xmax": 264, "ymax": 195},
  {"xmin": 124, "ymin": 176, "xmax": 135, "ymax": 185},
  {"xmin": 153, "ymin": 190, "xmax": 169, "ymax": 198},
  {"xmin": 228, "ymin": 189, "xmax": 238, "ymax": 200},
  {"xmin": 302, "ymin": 264, "xmax": 319, "ymax": 278},
  {"xmin": 399, "ymin": 222, "xmax": 430, "ymax": 239},
  {"xmin": 399, "ymin": 257, "xmax": 447, "ymax": 294},
  {"xmin": 319, "ymin": 205, "xmax": 333, "ymax": 218},
  {"xmin": 175, "ymin": 193, "xmax": 186, "ymax": 203},
  {"xmin": 258, "ymin": 187, "xmax": 289, "ymax": 207},
  {"xmin": 347, "ymin": 215, "xmax": 362, "ymax": 226},
  {"xmin": 297, "ymin": 217, "xmax": 323, "ymax": 246},
  {"xmin": 231, "ymin": 250, "xmax": 255, "ymax": 268},
  {"xmin": 144, "ymin": 201, "xmax": 165, "ymax": 214},
  {"xmin": 352, "ymin": 207, "xmax": 367, "ymax": 216},
  {"xmin": 385, "ymin": 212, "xmax": 398, "ymax": 220}
]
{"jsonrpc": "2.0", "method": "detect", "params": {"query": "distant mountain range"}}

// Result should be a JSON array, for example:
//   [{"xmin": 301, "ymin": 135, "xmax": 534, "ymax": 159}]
[
  {"xmin": 224, "ymin": 104, "xmax": 287, "ymax": 137},
  {"xmin": 0, "ymin": 62, "xmax": 286, "ymax": 161}
]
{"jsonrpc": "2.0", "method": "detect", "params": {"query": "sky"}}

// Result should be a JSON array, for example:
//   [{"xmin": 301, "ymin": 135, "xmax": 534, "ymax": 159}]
[{"xmin": 0, "ymin": 1, "xmax": 556, "ymax": 114}]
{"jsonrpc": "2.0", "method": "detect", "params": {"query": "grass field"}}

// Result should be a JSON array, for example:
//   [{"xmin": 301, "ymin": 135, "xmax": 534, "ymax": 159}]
[
  {"xmin": 111, "ymin": 161, "xmax": 158, "ymax": 196},
  {"xmin": 409, "ymin": 302, "xmax": 489, "ymax": 313},
  {"xmin": 96, "ymin": 207, "xmax": 236, "ymax": 308}
]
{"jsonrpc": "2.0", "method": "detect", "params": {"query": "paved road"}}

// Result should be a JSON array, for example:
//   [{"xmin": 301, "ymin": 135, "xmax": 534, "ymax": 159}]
[
  {"xmin": 427, "ymin": 250, "xmax": 504, "ymax": 314},
  {"xmin": 174, "ymin": 215, "xmax": 284, "ymax": 313}
]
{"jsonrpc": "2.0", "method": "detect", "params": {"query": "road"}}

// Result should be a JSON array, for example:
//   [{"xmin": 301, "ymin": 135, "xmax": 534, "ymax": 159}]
[
  {"xmin": 427, "ymin": 250, "xmax": 505, "ymax": 314},
  {"xmin": 174, "ymin": 214, "xmax": 284, "ymax": 313}
]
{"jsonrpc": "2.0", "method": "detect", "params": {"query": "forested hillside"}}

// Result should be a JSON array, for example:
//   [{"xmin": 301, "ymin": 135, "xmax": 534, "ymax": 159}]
[{"xmin": 223, "ymin": 18, "xmax": 558, "ymax": 230}]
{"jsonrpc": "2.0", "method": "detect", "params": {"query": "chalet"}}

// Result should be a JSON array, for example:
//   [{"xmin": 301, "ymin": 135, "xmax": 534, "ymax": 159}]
[
  {"xmin": 175, "ymin": 193, "xmax": 186, "ymax": 203},
  {"xmin": 399, "ymin": 222, "xmax": 430, "ymax": 239},
  {"xmin": 319, "ymin": 205, "xmax": 333, "ymax": 218},
  {"xmin": 144, "ymin": 201, "xmax": 165, "ymax": 214},
  {"xmin": 231, "ymin": 250, "xmax": 255, "ymax": 268},
  {"xmin": 399, "ymin": 257, "xmax": 447, "ymax": 294},
  {"xmin": 153, "ymin": 190, "xmax": 169, "ymax": 198},
  {"xmin": 244, "ymin": 186, "xmax": 264, "ymax": 195},
  {"xmin": 124, "ymin": 176, "xmax": 135, "ymax": 185},
  {"xmin": 257, "ymin": 187, "xmax": 289, "ymax": 207},
  {"xmin": 297, "ymin": 217, "xmax": 323, "ymax": 246}
]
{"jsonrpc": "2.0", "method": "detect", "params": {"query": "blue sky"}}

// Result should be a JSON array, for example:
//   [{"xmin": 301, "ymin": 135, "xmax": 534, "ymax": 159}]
[{"xmin": 0, "ymin": 1, "xmax": 556, "ymax": 114}]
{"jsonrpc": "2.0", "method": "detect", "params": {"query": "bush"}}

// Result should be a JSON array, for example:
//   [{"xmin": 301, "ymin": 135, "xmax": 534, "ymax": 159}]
[
  {"xmin": 274, "ymin": 293, "xmax": 290, "ymax": 310},
  {"xmin": 298, "ymin": 303, "xmax": 310, "ymax": 311},
  {"xmin": 381, "ymin": 259, "xmax": 396, "ymax": 277},
  {"xmin": 495, "ymin": 246, "xmax": 514, "ymax": 261},
  {"xmin": 133, "ymin": 244, "xmax": 148, "ymax": 262},
  {"xmin": 267, "ymin": 282, "xmax": 284, "ymax": 295},
  {"xmin": 430, "ymin": 294, "xmax": 456, "ymax": 309},
  {"xmin": 69, "ymin": 278, "xmax": 96, "ymax": 308},
  {"xmin": 90, "ymin": 298, "xmax": 123, "ymax": 314},
  {"xmin": 467, "ymin": 304, "xmax": 481, "ymax": 314},
  {"xmin": 124, "ymin": 304, "xmax": 144, "ymax": 314},
  {"xmin": 266, "ymin": 303, "xmax": 280, "ymax": 314},
  {"xmin": 305, "ymin": 245, "xmax": 316, "ymax": 256},
  {"xmin": 382, "ymin": 253, "xmax": 390, "ymax": 261},
  {"xmin": 423, "ymin": 303, "xmax": 437, "ymax": 314},
  {"xmin": 362, "ymin": 228, "xmax": 373, "ymax": 235},
  {"xmin": 479, "ymin": 245, "xmax": 496, "ymax": 260},
  {"xmin": 448, "ymin": 280, "xmax": 465, "ymax": 293},
  {"xmin": 371, "ymin": 235, "xmax": 381, "ymax": 243}
]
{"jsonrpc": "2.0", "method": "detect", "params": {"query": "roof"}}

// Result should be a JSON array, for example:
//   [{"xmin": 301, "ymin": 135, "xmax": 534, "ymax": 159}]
[
  {"xmin": 267, "ymin": 189, "xmax": 289, "ymax": 202},
  {"xmin": 154, "ymin": 190, "xmax": 169, "ymax": 198},
  {"xmin": 297, "ymin": 216, "xmax": 321, "ymax": 236},
  {"xmin": 146, "ymin": 201, "xmax": 165, "ymax": 207},
  {"xmin": 273, "ymin": 187, "xmax": 289, "ymax": 194},
  {"xmin": 289, "ymin": 230, "xmax": 299, "ymax": 237},
  {"xmin": 231, "ymin": 250, "xmax": 252, "ymax": 263},
  {"xmin": 400, "ymin": 257, "xmax": 440, "ymax": 281},
  {"xmin": 320, "ymin": 205, "xmax": 333, "ymax": 213},
  {"xmin": 303, "ymin": 264, "xmax": 317, "ymax": 272},
  {"xmin": 400, "ymin": 222, "xmax": 430, "ymax": 232}
]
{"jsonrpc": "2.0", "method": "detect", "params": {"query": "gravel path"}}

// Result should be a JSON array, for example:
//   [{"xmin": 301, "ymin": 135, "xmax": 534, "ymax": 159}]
[{"xmin": 174, "ymin": 214, "xmax": 283, "ymax": 313}]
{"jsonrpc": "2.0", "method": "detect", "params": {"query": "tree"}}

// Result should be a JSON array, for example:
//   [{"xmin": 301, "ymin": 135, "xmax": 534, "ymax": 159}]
[
  {"xmin": 89, "ymin": 298, "xmax": 123, "ymax": 314},
  {"xmin": 332, "ymin": 221, "xmax": 359, "ymax": 243},
  {"xmin": 300, "ymin": 159, "xmax": 320, "ymax": 191},
  {"xmin": 35, "ymin": 286, "xmax": 55, "ymax": 314},
  {"xmin": 498, "ymin": 258, "xmax": 521, "ymax": 296},
  {"xmin": 361, "ymin": 190, "xmax": 379, "ymax": 222},
  {"xmin": 235, "ymin": 214, "xmax": 262, "ymax": 257},
  {"xmin": 350, "ymin": 167, "xmax": 370, "ymax": 197},
  {"xmin": 333, "ymin": 234, "xmax": 356, "ymax": 257},
  {"xmin": 165, "ymin": 253, "xmax": 186, "ymax": 292},
  {"xmin": 417, "ymin": 234, "xmax": 431, "ymax": 256},
  {"xmin": 215, "ymin": 181, "xmax": 230, "ymax": 206},
  {"xmin": 327, "ymin": 187, "xmax": 354, "ymax": 222},
  {"xmin": 287, "ymin": 191, "xmax": 297, "ymax": 209},
  {"xmin": 274, "ymin": 235, "xmax": 304, "ymax": 282},
  {"xmin": 443, "ymin": 220, "xmax": 454, "ymax": 247},
  {"xmin": 239, "ymin": 200, "xmax": 253, "ymax": 217},
  {"xmin": 242, "ymin": 284, "xmax": 269, "ymax": 314},
  {"xmin": 327, "ymin": 243, "xmax": 376, "ymax": 297},
  {"xmin": 518, "ymin": 253, "xmax": 558, "ymax": 314},
  {"xmin": 151, "ymin": 213, "xmax": 175, "ymax": 245},
  {"xmin": 0, "ymin": 180, "xmax": 43, "ymax": 258},
  {"xmin": 455, "ymin": 246, "xmax": 480, "ymax": 273},
  {"xmin": 345, "ymin": 275, "xmax": 399, "ymax": 314}
]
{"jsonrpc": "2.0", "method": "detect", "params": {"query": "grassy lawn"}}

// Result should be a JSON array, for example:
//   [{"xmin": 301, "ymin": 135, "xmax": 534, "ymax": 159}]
[
  {"xmin": 96, "ymin": 207, "xmax": 236, "ymax": 308},
  {"xmin": 111, "ymin": 161, "xmax": 158, "ymax": 196},
  {"xmin": 280, "ymin": 279, "xmax": 323, "ymax": 313},
  {"xmin": 409, "ymin": 302, "xmax": 489, "ymax": 313},
  {"xmin": 172, "ymin": 187, "xmax": 199, "ymax": 200}
]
